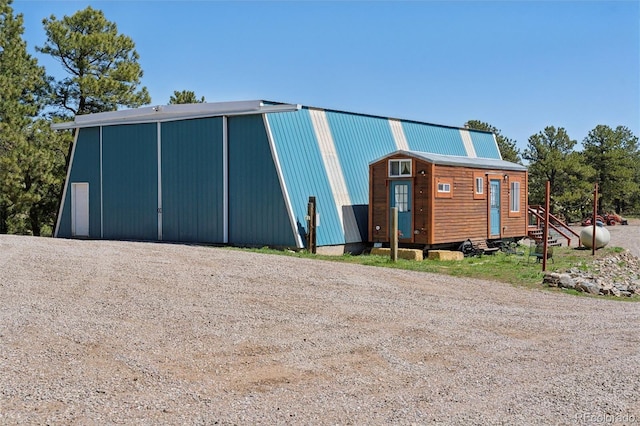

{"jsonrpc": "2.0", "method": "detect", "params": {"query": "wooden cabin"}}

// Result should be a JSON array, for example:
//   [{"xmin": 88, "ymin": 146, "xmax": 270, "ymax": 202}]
[{"xmin": 369, "ymin": 150, "xmax": 528, "ymax": 249}]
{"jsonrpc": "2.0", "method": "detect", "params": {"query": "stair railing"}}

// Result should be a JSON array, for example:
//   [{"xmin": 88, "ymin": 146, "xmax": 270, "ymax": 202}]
[{"xmin": 527, "ymin": 205, "xmax": 581, "ymax": 247}]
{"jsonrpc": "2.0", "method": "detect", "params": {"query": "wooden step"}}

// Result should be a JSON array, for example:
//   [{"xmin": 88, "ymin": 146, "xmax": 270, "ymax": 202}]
[{"xmin": 529, "ymin": 229, "xmax": 561, "ymax": 246}]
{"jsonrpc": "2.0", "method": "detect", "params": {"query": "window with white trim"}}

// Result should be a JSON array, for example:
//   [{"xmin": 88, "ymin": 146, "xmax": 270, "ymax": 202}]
[
  {"xmin": 438, "ymin": 182, "xmax": 451, "ymax": 193},
  {"xmin": 389, "ymin": 159, "xmax": 412, "ymax": 177},
  {"xmin": 510, "ymin": 181, "xmax": 521, "ymax": 212},
  {"xmin": 475, "ymin": 177, "xmax": 484, "ymax": 195}
]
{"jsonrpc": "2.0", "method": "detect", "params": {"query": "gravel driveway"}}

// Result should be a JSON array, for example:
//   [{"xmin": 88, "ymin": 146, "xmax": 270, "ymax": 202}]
[{"xmin": 1, "ymin": 223, "xmax": 639, "ymax": 424}]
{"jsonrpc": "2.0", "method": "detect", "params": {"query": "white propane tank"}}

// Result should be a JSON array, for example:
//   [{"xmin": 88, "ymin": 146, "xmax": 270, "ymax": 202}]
[{"xmin": 580, "ymin": 226, "xmax": 611, "ymax": 249}]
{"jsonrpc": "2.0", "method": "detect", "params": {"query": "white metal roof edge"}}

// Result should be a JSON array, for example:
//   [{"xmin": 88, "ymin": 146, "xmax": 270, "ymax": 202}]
[
  {"xmin": 51, "ymin": 100, "xmax": 301, "ymax": 130},
  {"xmin": 370, "ymin": 150, "xmax": 527, "ymax": 171}
]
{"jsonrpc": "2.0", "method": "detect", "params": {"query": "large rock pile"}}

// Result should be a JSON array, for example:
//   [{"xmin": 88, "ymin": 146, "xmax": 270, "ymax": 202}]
[{"xmin": 543, "ymin": 250, "xmax": 640, "ymax": 297}]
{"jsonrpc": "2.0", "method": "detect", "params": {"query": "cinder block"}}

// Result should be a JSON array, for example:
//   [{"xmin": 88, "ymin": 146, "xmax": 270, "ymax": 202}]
[
  {"xmin": 427, "ymin": 250, "xmax": 464, "ymax": 261},
  {"xmin": 371, "ymin": 247, "xmax": 423, "ymax": 261}
]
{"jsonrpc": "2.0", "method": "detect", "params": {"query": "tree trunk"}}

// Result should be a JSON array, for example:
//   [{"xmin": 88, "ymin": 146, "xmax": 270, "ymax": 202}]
[
  {"xmin": 29, "ymin": 207, "xmax": 41, "ymax": 237},
  {"xmin": 0, "ymin": 202, "xmax": 7, "ymax": 234}
]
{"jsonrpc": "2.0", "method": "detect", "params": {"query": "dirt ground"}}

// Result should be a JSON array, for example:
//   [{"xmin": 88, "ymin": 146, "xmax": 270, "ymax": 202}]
[{"xmin": 1, "ymin": 222, "xmax": 639, "ymax": 424}]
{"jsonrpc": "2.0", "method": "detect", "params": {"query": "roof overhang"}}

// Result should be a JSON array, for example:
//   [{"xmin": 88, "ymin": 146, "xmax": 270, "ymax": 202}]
[
  {"xmin": 371, "ymin": 150, "xmax": 527, "ymax": 171},
  {"xmin": 51, "ymin": 100, "xmax": 301, "ymax": 130}
]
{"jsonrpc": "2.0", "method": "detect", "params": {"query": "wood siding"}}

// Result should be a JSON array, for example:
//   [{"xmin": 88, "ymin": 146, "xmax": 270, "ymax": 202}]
[{"xmin": 369, "ymin": 155, "xmax": 528, "ymax": 246}]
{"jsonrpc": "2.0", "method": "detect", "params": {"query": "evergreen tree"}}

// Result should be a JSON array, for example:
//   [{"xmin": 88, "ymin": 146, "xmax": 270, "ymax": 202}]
[
  {"xmin": 0, "ymin": 120, "xmax": 69, "ymax": 235},
  {"xmin": 582, "ymin": 125, "xmax": 639, "ymax": 214},
  {"xmin": 169, "ymin": 90, "xmax": 205, "ymax": 104},
  {"xmin": 38, "ymin": 6, "xmax": 151, "ymax": 117},
  {"xmin": 0, "ymin": 0, "xmax": 48, "ymax": 233},
  {"xmin": 523, "ymin": 126, "xmax": 594, "ymax": 222},
  {"xmin": 464, "ymin": 120, "xmax": 521, "ymax": 164}
]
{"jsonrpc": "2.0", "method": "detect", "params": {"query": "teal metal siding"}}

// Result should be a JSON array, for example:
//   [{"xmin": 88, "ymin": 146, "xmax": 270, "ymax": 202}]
[
  {"xmin": 267, "ymin": 109, "xmax": 345, "ymax": 247},
  {"xmin": 228, "ymin": 115, "xmax": 297, "ymax": 247},
  {"xmin": 161, "ymin": 118, "xmax": 224, "ymax": 243},
  {"xmin": 57, "ymin": 127, "xmax": 102, "ymax": 238},
  {"xmin": 470, "ymin": 131, "xmax": 501, "ymax": 159},
  {"xmin": 325, "ymin": 112, "xmax": 396, "ymax": 239},
  {"xmin": 402, "ymin": 122, "xmax": 467, "ymax": 156},
  {"xmin": 102, "ymin": 124, "xmax": 158, "ymax": 240},
  {"xmin": 325, "ymin": 112, "xmax": 396, "ymax": 204}
]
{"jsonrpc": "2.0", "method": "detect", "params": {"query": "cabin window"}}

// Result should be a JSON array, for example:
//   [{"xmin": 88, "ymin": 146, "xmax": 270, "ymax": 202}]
[
  {"xmin": 475, "ymin": 178, "xmax": 484, "ymax": 195},
  {"xmin": 473, "ymin": 172, "xmax": 486, "ymax": 200},
  {"xmin": 389, "ymin": 159, "xmax": 412, "ymax": 177},
  {"xmin": 435, "ymin": 178, "xmax": 453, "ymax": 199},
  {"xmin": 438, "ymin": 183, "xmax": 451, "ymax": 193},
  {"xmin": 509, "ymin": 180, "xmax": 521, "ymax": 216}
]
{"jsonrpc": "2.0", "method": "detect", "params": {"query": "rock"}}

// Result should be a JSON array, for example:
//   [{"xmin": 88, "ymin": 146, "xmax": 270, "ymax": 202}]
[
  {"xmin": 558, "ymin": 274, "xmax": 576, "ymax": 290},
  {"xmin": 545, "ymin": 249, "xmax": 640, "ymax": 297},
  {"xmin": 543, "ymin": 272, "xmax": 561, "ymax": 287}
]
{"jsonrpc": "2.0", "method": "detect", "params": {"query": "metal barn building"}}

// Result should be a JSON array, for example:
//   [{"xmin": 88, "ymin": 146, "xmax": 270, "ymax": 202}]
[{"xmin": 53, "ymin": 100, "xmax": 504, "ymax": 253}]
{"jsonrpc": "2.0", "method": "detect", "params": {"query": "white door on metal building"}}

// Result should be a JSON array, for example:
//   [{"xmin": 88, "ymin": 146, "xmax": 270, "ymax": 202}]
[{"xmin": 71, "ymin": 182, "xmax": 89, "ymax": 237}]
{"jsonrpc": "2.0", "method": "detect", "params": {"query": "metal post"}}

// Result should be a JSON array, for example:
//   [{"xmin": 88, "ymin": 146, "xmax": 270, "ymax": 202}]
[
  {"xmin": 307, "ymin": 196, "xmax": 317, "ymax": 254},
  {"xmin": 592, "ymin": 183, "xmax": 598, "ymax": 256},
  {"xmin": 542, "ymin": 181, "xmax": 550, "ymax": 271},
  {"xmin": 390, "ymin": 207, "xmax": 398, "ymax": 262}
]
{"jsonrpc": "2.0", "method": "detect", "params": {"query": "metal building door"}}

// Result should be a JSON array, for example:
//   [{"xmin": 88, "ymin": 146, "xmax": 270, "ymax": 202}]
[
  {"xmin": 390, "ymin": 180, "xmax": 412, "ymax": 240},
  {"xmin": 71, "ymin": 182, "xmax": 89, "ymax": 237},
  {"xmin": 490, "ymin": 179, "xmax": 501, "ymax": 236}
]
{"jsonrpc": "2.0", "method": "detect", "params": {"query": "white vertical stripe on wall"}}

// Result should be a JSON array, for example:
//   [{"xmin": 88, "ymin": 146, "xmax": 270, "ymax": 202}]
[
  {"xmin": 157, "ymin": 122, "xmax": 163, "ymax": 241},
  {"xmin": 100, "ymin": 126, "xmax": 103, "ymax": 238},
  {"xmin": 459, "ymin": 129, "xmax": 478, "ymax": 158},
  {"xmin": 263, "ymin": 114, "xmax": 305, "ymax": 249},
  {"xmin": 493, "ymin": 133, "xmax": 503, "ymax": 160},
  {"xmin": 309, "ymin": 109, "xmax": 362, "ymax": 243},
  {"xmin": 54, "ymin": 129, "xmax": 80, "ymax": 237},
  {"xmin": 222, "ymin": 116, "xmax": 229, "ymax": 243},
  {"xmin": 389, "ymin": 119, "xmax": 410, "ymax": 151}
]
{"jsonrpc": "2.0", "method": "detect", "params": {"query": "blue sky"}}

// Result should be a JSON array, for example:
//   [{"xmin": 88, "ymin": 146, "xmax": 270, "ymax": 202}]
[{"xmin": 12, "ymin": 0, "xmax": 640, "ymax": 153}]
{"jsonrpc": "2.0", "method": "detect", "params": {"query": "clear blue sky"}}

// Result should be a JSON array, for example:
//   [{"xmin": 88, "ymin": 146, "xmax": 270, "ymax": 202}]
[{"xmin": 12, "ymin": 0, "xmax": 640, "ymax": 153}]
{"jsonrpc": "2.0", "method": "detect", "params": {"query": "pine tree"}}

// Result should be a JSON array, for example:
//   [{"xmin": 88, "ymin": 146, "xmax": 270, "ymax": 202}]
[
  {"xmin": 523, "ymin": 126, "xmax": 595, "ymax": 222},
  {"xmin": 169, "ymin": 90, "xmax": 206, "ymax": 104},
  {"xmin": 0, "ymin": 0, "xmax": 48, "ymax": 233},
  {"xmin": 582, "ymin": 125, "xmax": 639, "ymax": 214},
  {"xmin": 38, "ymin": 6, "xmax": 151, "ymax": 117}
]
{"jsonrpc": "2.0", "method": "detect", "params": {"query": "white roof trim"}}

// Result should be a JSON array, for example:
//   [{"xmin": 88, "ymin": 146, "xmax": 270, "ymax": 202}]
[{"xmin": 51, "ymin": 100, "xmax": 301, "ymax": 130}]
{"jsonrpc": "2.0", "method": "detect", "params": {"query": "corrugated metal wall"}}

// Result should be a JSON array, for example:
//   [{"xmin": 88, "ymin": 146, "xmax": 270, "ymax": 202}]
[
  {"xmin": 325, "ymin": 111, "xmax": 396, "ymax": 204},
  {"xmin": 102, "ymin": 124, "xmax": 158, "ymax": 240},
  {"xmin": 57, "ymin": 104, "xmax": 503, "ymax": 248},
  {"xmin": 402, "ymin": 122, "xmax": 468, "ymax": 155},
  {"xmin": 57, "ymin": 127, "xmax": 102, "ymax": 238},
  {"xmin": 267, "ymin": 109, "xmax": 345, "ymax": 247},
  {"xmin": 228, "ymin": 115, "xmax": 297, "ymax": 247},
  {"xmin": 325, "ymin": 111, "xmax": 397, "ymax": 240},
  {"xmin": 161, "ymin": 118, "xmax": 224, "ymax": 243},
  {"xmin": 470, "ymin": 131, "xmax": 501, "ymax": 159}
]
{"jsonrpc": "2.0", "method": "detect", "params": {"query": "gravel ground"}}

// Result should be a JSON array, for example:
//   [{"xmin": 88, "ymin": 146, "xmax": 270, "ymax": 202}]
[{"xmin": 1, "ymin": 223, "xmax": 639, "ymax": 425}]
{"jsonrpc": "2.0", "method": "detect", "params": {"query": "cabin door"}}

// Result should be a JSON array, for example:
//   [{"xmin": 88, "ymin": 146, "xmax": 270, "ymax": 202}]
[
  {"xmin": 390, "ymin": 180, "xmax": 412, "ymax": 240},
  {"xmin": 489, "ymin": 179, "xmax": 501, "ymax": 237}
]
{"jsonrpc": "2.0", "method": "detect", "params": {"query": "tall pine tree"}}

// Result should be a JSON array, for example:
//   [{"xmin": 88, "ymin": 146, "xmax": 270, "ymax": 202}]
[
  {"xmin": 0, "ymin": 0, "xmax": 49, "ymax": 234},
  {"xmin": 523, "ymin": 126, "xmax": 595, "ymax": 221},
  {"xmin": 582, "ymin": 125, "xmax": 639, "ymax": 214},
  {"xmin": 38, "ymin": 6, "xmax": 151, "ymax": 117}
]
